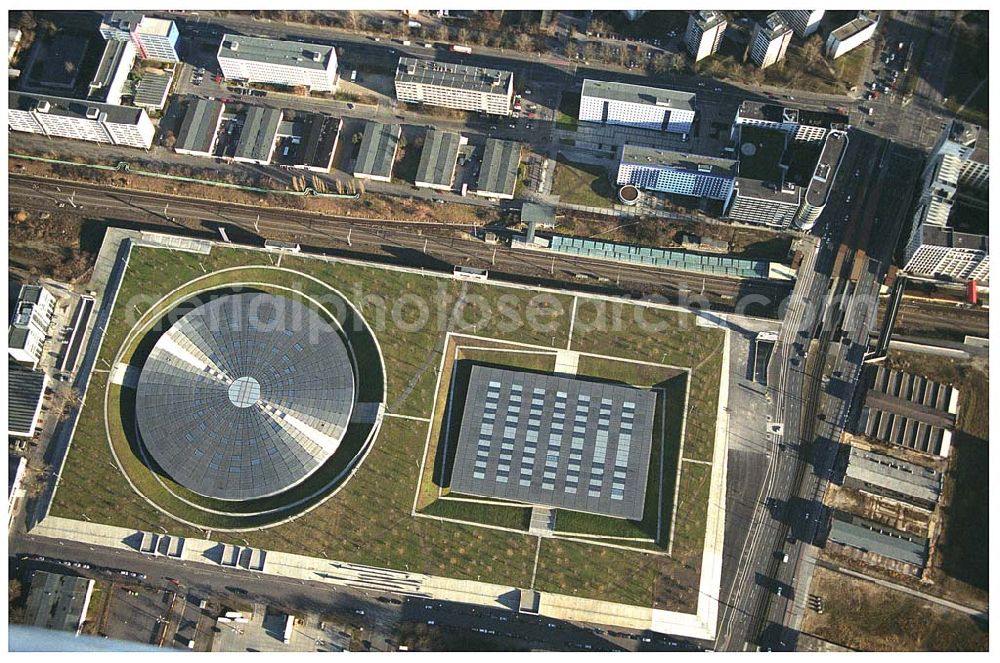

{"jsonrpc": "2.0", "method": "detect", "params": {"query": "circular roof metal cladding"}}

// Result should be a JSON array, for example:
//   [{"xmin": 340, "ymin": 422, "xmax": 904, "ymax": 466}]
[{"xmin": 134, "ymin": 292, "xmax": 356, "ymax": 501}]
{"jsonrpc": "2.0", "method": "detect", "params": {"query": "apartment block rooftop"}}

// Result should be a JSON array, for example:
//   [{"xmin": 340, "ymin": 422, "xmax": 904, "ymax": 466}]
[
  {"xmin": 89, "ymin": 39, "xmax": 133, "ymax": 99},
  {"xmin": 737, "ymin": 100, "xmax": 849, "ymax": 130},
  {"xmin": 758, "ymin": 12, "xmax": 793, "ymax": 39},
  {"xmin": 805, "ymin": 130, "xmax": 848, "ymax": 207},
  {"xmin": 581, "ymin": 79, "xmax": 696, "ymax": 112},
  {"xmin": 9, "ymin": 91, "xmax": 145, "ymax": 125},
  {"xmin": 691, "ymin": 10, "xmax": 726, "ymax": 30},
  {"xmin": 396, "ymin": 57, "xmax": 513, "ymax": 93},
  {"xmin": 621, "ymin": 144, "xmax": 737, "ymax": 177},
  {"xmin": 219, "ymin": 34, "xmax": 334, "ymax": 70},
  {"xmin": 830, "ymin": 12, "xmax": 879, "ymax": 41}
]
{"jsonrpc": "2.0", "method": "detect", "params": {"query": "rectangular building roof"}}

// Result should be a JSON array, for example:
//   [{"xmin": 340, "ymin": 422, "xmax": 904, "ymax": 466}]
[
  {"xmin": 450, "ymin": 365, "xmax": 656, "ymax": 520},
  {"xmin": 806, "ymin": 130, "xmax": 848, "ymax": 206},
  {"xmin": 621, "ymin": 144, "xmax": 738, "ymax": 177},
  {"xmin": 24, "ymin": 571, "xmax": 94, "ymax": 634},
  {"xmin": 89, "ymin": 39, "xmax": 133, "ymax": 100},
  {"xmin": 415, "ymin": 129, "xmax": 461, "ymax": 187},
  {"xmin": 8, "ymin": 368, "xmax": 47, "ymax": 437},
  {"xmin": 133, "ymin": 71, "xmax": 172, "ymax": 109},
  {"xmin": 829, "ymin": 512, "xmax": 928, "ymax": 567},
  {"xmin": 581, "ymin": 79, "xmax": 696, "ymax": 112},
  {"xmin": 845, "ymin": 445, "xmax": 942, "ymax": 506},
  {"xmin": 175, "ymin": 98, "xmax": 225, "ymax": 154},
  {"xmin": 219, "ymin": 34, "xmax": 334, "ymax": 71},
  {"xmin": 9, "ymin": 91, "xmax": 145, "ymax": 125},
  {"xmin": 476, "ymin": 138, "xmax": 521, "ymax": 196},
  {"xmin": 396, "ymin": 56, "xmax": 513, "ymax": 94},
  {"xmin": 288, "ymin": 114, "xmax": 340, "ymax": 169},
  {"xmin": 831, "ymin": 13, "xmax": 879, "ymax": 41},
  {"xmin": 233, "ymin": 105, "xmax": 282, "ymax": 162},
  {"xmin": 757, "ymin": 12, "xmax": 792, "ymax": 39},
  {"xmin": 355, "ymin": 121, "xmax": 400, "ymax": 179},
  {"xmin": 691, "ymin": 10, "xmax": 726, "ymax": 30},
  {"xmin": 737, "ymin": 100, "xmax": 849, "ymax": 130}
]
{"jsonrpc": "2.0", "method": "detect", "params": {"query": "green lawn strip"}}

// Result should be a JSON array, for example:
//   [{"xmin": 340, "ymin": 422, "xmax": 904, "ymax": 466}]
[
  {"xmin": 453, "ymin": 282, "xmax": 574, "ymax": 349},
  {"xmin": 422, "ymin": 498, "xmax": 531, "ymax": 531},
  {"xmin": 551, "ymin": 156, "xmax": 615, "ymax": 208},
  {"xmin": 533, "ymin": 534, "xmax": 697, "ymax": 610},
  {"xmin": 683, "ymin": 352, "xmax": 723, "ymax": 463},
  {"xmin": 574, "ymin": 354, "xmax": 686, "ymax": 388},
  {"xmin": 670, "ymin": 461, "xmax": 711, "ymax": 566},
  {"xmin": 556, "ymin": 91, "xmax": 580, "ymax": 131}
]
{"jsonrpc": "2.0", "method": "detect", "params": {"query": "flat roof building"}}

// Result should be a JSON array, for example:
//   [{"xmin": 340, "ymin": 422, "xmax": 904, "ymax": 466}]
[
  {"xmin": 8, "ymin": 284, "xmax": 56, "ymax": 369},
  {"xmin": 233, "ymin": 106, "xmax": 282, "ymax": 164},
  {"xmin": 9, "ymin": 454, "xmax": 27, "ymax": 529},
  {"xmin": 133, "ymin": 71, "xmax": 173, "ymax": 111},
  {"xmin": 450, "ymin": 365, "xmax": 656, "ymax": 520},
  {"xmin": 798, "ymin": 130, "xmax": 849, "ymax": 230},
  {"xmin": 395, "ymin": 57, "xmax": 514, "ymax": 116},
  {"xmin": 415, "ymin": 129, "xmax": 462, "ymax": 190},
  {"xmin": 174, "ymin": 98, "xmax": 225, "ymax": 157},
  {"xmin": 728, "ymin": 177, "xmax": 803, "ymax": 229},
  {"xmin": 354, "ymin": 121, "xmax": 401, "ymax": 182},
  {"xmin": 685, "ymin": 11, "xmax": 727, "ymax": 62},
  {"xmin": 8, "ymin": 368, "xmax": 49, "ymax": 438},
  {"xmin": 87, "ymin": 39, "xmax": 136, "ymax": 105},
  {"xmin": 100, "ymin": 12, "xmax": 180, "ymax": 63},
  {"xmin": 826, "ymin": 13, "xmax": 879, "ymax": 60},
  {"xmin": 474, "ymin": 138, "xmax": 521, "ymax": 199},
  {"xmin": 580, "ymin": 79, "xmax": 696, "ymax": 134},
  {"xmin": 278, "ymin": 113, "xmax": 342, "ymax": 173},
  {"xmin": 733, "ymin": 100, "xmax": 849, "ymax": 143},
  {"xmin": 904, "ymin": 121, "xmax": 990, "ymax": 284},
  {"xmin": 8, "ymin": 91, "xmax": 155, "ymax": 150},
  {"xmin": 749, "ymin": 13, "xmax": 793, "ymax": 69},
  {"xmin": 217, "ymin": 34, "xmax": 338, "ymax": 92},
  {"xmin": 24, "ymin": 571, "xmax": 95, "ymax": 635},
  {"xmin": 617, "ymin": 144, "xmax": 736, "ymax": 204},
  {"xmin": 779, "ymin": 10, "xmax": 825, "ymax": 38}
]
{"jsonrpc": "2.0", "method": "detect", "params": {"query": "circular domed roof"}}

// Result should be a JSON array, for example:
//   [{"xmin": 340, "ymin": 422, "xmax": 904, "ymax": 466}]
[{"xmin": 135, "ymin": 292, "xmax": 356, "ymax": 501}]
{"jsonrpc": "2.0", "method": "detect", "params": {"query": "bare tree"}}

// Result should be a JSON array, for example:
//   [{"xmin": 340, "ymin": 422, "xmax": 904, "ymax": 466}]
[
  {"xmin": 515, "ymin": 32, "xmax": 533, "ymax": 53},
  {"xmin": 564, "ymin": 41, "xmax": 579, "ymax": 60}
]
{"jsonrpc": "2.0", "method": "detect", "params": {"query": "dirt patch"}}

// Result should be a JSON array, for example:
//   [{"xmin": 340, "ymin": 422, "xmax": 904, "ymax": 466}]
[
  {"xmin": 8, "ymin": 208, "xmax": 95, "ymax": 283},
  {"xmin": 801, "ymin": 566, "xmax": 987, "ymax": 651}
]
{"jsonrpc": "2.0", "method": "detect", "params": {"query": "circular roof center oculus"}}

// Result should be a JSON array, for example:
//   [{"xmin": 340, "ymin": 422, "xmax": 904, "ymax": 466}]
[
  {"xmin": 134, "ymin": 293, "xmax": 357, "ymax": 501},
  {"xmin": 741, "ymin": 142, "xmax": 757, "ymax": 157},
  {"xmin": 228, "ymin": 376, "xmax": 261, "ymax": 408}
]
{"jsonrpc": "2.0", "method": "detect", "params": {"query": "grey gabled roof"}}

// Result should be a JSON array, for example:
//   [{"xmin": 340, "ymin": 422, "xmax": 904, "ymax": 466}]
[
  {"xmin": 581, "ymin": 79, "xmax": 696, "ymax": 112},
  {"xmin": 476, "ymin": 138, "xmax": 521, "ymax": 196},
  {"xmin": 845, "ymin": 445, "xmax": 942, "ymax": 506},
  {"xmin": 450, "ymin": 365, "xmax": 656, "ymax": 520},
  {"xmin": 133, "ymin": 72, "xmax": 172, "ymax": 108},
  {"xmin": 396, "ymin": 56, "xmax": 513, "ymax": 94},
  {"xmin": 355, "ymin": 121, "xmax": 400, "ymax": 178},
  {"xmin": 291, "ymin": 114, "xmax": 340, "ymax": 169},
  {"xmin": 176, "ymin": 98, "xmax": 224, "ymax": 154},
  {"xmin": 415, "ymin": 129, "xmax": 461, "ymax": 187},
  {"xmin": 8, "ymin": 368, "xmax": 47, "ymax": 436},
  {"xmin": 218, "ymin": 34, "xmax": 334, "ymax": 71},
  {"xmin": 829, "ymin": 513, "xmax": 928, "ymax": 567},
  {"xmin": 234, "ymin": 105, "xmax": 282, "ymax": 162}
]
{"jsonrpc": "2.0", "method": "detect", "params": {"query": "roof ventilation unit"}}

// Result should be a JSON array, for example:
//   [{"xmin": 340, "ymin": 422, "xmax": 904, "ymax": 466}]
[
  {"xmin": 86, "ymin": 107, "xmax": 101, "ymax": 120},
  {"xmin": 35, "ymin": 100, "xmax": 51, "ymax": 113}
]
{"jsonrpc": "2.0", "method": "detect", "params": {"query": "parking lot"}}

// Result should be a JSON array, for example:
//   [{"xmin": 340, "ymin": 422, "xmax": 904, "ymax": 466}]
[{"xmin": 102, "ymin": 584, "xmax": 176, "ymax": 646}]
